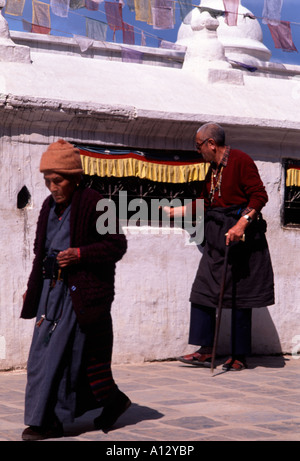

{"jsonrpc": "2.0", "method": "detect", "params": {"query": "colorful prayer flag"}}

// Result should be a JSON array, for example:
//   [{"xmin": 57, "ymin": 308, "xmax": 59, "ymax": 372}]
[
  {"xmin": 152, "ymin": 7, "xmax": 174, "ymax": 29},
  {"xmin": 268, "ymin": 21, "xmax": 298, "ymax": 52},
  {"xmin": 223, "ymin": 0, "xmax": 239, "ymax": 26},
  {"xmin": 159, "ymin": 40, "xmax": 186, "ymax": 51},
  {"xmin": 122, "ymin": 22, "xmax": 135, "ymax": 45},
  {"xmin": 121, "ymin": 47, "xmax": 143, "ymax": 63},
  {"xmin": 104, "ymin": 1, "xmax": 123, "ymax": 31},
  {"xmin": 230, "ymin": 60, "xmax": 257, "ymax": 72},
  {"xmin": 151, "ymin": 0, "xmax": 174, "ymax": 30},
  {"xmin": 141, "ymin": 30, "xmax": 146, "ymax": 46},
  {"xmin": 199, "ymin": 6, "xmax": 225, "ymax": 19},
  {"xmin": 69, "ymin": 0, "xmax": 85, "ymax": 9},
  {"xmin": 177, "ymin": 0, "xmax": 193, "ymax": 24},
  {"xmin": 86, "ymin": 17, "xmax": 108, "ymax": 41},
  {"xmin": 262, "ymin": 0, "xmax": 283, "ymax": 25},
  {"xmin": 134, "ymin": 0, "xmax": 152, "ymax": 25},
  {"xmin": 73, "ymin": 34, "xmax": 94, "ymax": 52},
  {"xmin": 50, "ymin": 0, "xmax": 70, "ymax": 17},
  {"xmin": 127, "ymin": 0, "xmax": 135, "ymax": 12},
  {"xmin": 85, "ymin": 0, "xmax": 101, "ymax": 11},
  {"xmin": 5, "ymin": 0, "xmax": 25, "ymax": 16},
  {"xmin": 22, "ymin": 18, "xmax": 33, "ymax": 32},
  {"xmin": 32, "ymin": 0, "xmax": 51, "ymax": 34}
]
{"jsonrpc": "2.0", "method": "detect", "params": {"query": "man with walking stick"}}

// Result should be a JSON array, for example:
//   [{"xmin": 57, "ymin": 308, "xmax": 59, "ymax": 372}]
[{"xmin": 163, "ymin": 123, "xmax": 274, "ymax": 371}]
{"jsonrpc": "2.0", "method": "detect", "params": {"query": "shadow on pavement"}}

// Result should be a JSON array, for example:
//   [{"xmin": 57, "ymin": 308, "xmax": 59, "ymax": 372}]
[{"xmin": 63, "ymin": 403, "xmax": 164, "ymax": 437}]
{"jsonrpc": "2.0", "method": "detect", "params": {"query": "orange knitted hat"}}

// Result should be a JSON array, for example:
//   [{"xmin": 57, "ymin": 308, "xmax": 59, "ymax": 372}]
[{"xmin": 40, "ymin": 139, "xmax": 83, "ymax": 174}]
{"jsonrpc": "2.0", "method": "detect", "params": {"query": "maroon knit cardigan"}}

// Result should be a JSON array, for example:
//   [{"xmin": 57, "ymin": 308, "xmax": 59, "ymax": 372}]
[{"xmin": 21, "ymin": 185, "xmax": 127, "ymax": 327}]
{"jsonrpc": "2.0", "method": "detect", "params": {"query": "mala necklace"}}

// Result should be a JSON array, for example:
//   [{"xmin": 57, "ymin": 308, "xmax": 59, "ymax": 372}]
[{"xmin": 209, "ymin": 165, "xmax": 224, "ymax": 203}]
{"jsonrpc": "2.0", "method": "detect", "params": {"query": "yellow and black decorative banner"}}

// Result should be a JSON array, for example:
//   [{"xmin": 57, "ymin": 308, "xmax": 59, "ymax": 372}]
[
  {"xmin": 286, "ymin": 167, "xmax": 300, "ymax": 187},
  {"xmin": 79, "ymin": 148, "xmax": 209, "ymax": 184}
]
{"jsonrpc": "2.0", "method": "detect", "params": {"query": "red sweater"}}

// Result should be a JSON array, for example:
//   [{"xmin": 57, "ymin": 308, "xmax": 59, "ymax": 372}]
[{"xmin": 190, "ymin": 149, "xmax": 268, "ymax": 213}]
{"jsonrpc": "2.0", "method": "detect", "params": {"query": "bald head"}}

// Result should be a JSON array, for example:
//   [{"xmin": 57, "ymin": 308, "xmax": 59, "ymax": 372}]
[{"xmin": 197, "ymin": 123, "xmax": 225, "ymax": 147}]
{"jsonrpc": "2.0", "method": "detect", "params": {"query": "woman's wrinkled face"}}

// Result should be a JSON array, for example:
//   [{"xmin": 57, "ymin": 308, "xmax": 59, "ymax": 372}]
[{"xmin": 44, "ymin": 173, "xmax": 77, "ymax": 204}]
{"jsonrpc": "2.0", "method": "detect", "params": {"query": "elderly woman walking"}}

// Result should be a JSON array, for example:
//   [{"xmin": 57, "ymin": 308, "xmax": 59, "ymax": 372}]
[{"xmin": 21, "ymin": 139, "xmax": 130, "ymax": 441}]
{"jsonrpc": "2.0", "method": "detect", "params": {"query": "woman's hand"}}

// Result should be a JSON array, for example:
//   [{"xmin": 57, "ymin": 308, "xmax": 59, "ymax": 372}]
[{"xmin": 57, "ymin": 248, "xmax": 80, "ymax": 268}]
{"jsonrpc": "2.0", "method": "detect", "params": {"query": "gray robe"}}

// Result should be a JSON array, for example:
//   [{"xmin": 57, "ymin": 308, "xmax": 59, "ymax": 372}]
[{"xmin": 24, "ymin": 203, "xmax": 95, "ymax": 426}]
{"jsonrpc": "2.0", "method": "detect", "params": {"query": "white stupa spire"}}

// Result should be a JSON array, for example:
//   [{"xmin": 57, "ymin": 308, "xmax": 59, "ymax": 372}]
[{"xmin": 177, "ymin": 0, "xmax": 271, "ymax": 79}]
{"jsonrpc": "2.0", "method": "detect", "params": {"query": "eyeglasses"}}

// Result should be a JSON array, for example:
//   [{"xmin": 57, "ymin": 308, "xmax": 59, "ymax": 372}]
[{"xmin": 196, "ymin": 138, "xmax": 209, "ymax": 150}]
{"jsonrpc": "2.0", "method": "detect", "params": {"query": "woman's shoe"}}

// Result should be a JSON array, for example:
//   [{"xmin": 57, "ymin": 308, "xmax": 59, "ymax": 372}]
[
  {"xmin": 94, "ymin": 390, "xmax": 131, "ymax": 433},
  {"xmin": 22, "ymin": 422, "xmax": 63, "ymax": 441}
]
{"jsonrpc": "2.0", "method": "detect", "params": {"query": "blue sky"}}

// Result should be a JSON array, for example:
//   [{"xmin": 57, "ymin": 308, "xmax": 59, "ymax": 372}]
[{"xmin": 3, "ymin": 0, "xmax": 300, "ymax": 65}]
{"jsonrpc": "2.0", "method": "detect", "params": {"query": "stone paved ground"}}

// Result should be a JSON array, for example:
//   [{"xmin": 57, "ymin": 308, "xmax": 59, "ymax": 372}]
[{"xmin": 0, "ymin": 355, "xmax": 299, "ymax": 442}]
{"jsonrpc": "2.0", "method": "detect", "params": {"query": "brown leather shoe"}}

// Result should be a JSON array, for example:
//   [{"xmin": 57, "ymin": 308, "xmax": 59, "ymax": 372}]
[{"xmin": 177, "ymin": 351, "xmax": 212, "ymax": 367}]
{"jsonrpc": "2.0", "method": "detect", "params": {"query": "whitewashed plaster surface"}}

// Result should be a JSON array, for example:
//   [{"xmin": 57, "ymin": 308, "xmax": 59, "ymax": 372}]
[
  {"xmin": 0, "ymin": 50, "xmax": 300, "ymax": 130},
  {"xmin": 0, "ymin": 2, "xmax": 300, "ymax": 369}
]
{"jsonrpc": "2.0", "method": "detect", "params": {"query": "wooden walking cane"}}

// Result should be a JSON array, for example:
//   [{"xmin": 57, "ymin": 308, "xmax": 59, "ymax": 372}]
[{"xmin": 211, "ymin": 242, "xmax": 230, "ymax": 374}]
